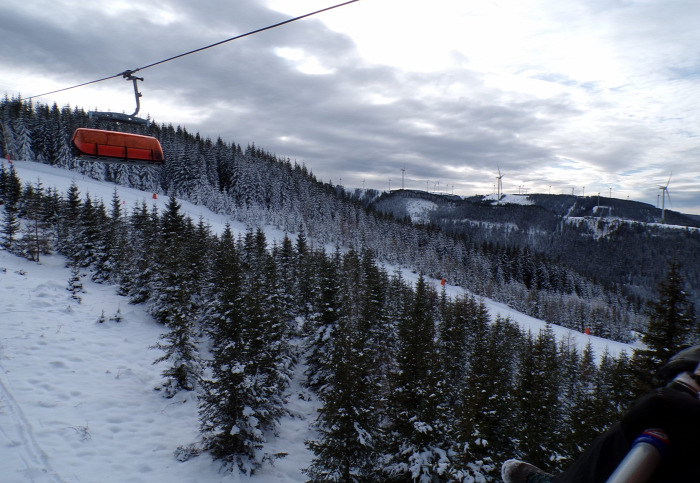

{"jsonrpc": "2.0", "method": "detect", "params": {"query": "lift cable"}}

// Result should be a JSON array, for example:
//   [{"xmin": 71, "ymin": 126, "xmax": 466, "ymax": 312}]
[{"xmin": 27, "ymin": 0, "xmax": 359, "ymax": 101}]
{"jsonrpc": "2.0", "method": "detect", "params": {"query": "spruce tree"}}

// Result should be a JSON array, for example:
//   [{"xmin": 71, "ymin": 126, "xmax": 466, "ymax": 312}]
[
  {"xmin": 57, "ymin": 181, "xmax": 81, "ymax": 264},
  {"xmin": 92, "ymin": 187, "xmax": 125, "ymax": 284},
  {"xmin": 559, "ymin": 340, "xmax": 597, "ymax": 464},
  {"xmin": 0, "ymin": 165, "xmax": 21, "ymax": 252},
  {"xmin": 125, "ymin": 201, "xmax": 157, "ymax": 303},
  {"xmin": 151, "ymin": 196, "xmax": 200, "ymax": 397},
  {"xmin": 305, "ymin": 247, "xmax": 343, "ymax": 392},
  {"xmin": 201, "ymin": 227, "xmax": 291, "ymax": 473},
  {"xmin": 1, "ymin": 201, "xmax": 20, "ymax": 252},
  {"xmin": 19, "ymin": 180, "xmax": 52, "ymax": 261},
  {"xmin": 275, "ymin": 235, "xmax": 298, "ymax": 326},
  {"xmin": 383, "ymin": 274, "xmax": 450, "ymax": 482},
  {"xmin": 305, "ymin": 249, "xmax": 386, "ymax": 482},
  {"xmin": 512, "ymin": 325, "xmax": 562, "ymax": 472},
  {"xmin": 200, "ymin": 224, "xmax": 266, "ymax": 472},
  {"xmin": 631, "ymin": 261, "xmax": 697, "ymax": 396},
  {"xmin": 455, "ymin": 315, "xmax": 519, "ymax": 479},
  {"xmin": 294, "ymin": 228, "xmax": 314, "ymax": 319}
]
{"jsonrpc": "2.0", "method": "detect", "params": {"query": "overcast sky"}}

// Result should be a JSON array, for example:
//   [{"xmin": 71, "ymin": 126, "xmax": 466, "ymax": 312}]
[{"xmin": 2, "ymin": 0, "xmax": 700, "ymax": 214}]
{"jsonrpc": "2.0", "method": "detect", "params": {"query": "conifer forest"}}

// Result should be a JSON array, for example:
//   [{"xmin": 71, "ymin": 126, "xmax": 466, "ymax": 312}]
[{"xmin": 1, "ymin": 95, "xmax": 698, "ymax": 481}]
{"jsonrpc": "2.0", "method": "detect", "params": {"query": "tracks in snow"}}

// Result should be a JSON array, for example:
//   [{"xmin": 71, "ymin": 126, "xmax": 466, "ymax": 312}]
[{"xmin": 0, "ymin": 365, "xmax": 66, "ymax": 483}]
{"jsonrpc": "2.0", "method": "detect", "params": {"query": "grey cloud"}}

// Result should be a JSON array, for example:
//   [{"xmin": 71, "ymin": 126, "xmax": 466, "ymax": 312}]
[{"xmin": 2, "ymin": 0, "xmax": 699, "ymax": 213}]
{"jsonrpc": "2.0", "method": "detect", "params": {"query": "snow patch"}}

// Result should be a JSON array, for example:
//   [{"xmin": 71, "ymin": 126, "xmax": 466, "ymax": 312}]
[
  {"xmin": 483, "ymin": 193, "xmax": 534, "ymax": 206},
  {"xmin": 405, "ymin": 199, "xmax": 437, "ymax": 224}
]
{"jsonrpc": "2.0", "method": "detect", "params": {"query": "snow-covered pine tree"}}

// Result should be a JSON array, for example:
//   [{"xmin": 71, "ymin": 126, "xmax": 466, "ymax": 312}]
[
  {"xmin": 183, "ymin": 216, "xmax": 213, "ymax": 317},
  {"xmin": 56, "ymin": 181, "xmax": 82, "ymax": 264},
  {"xmin": 200, "ymin": 224, "xmax": 267, "ymax": 472},
  {"xmin": 358, "ymin": 248, "xmax": 394, "ymax": 397},
  {"xmin": 201, "ymin": 227, "xmax": 291, "ymax": 473},
  {"xmin": 453, "ymin": 315, "xmax": 520, "ymax": 479},
  {"xmin": 92, "ymin": 188, "xmax": 125, "ymax": 284},
  {"xmin": 274, "ymin": 235, "xmax": 298, "ymax": 327},
  {"xmin": 151, "ymin": 196, "xmax": 200, "ymax": 397},
  {"xmin": 512, "ymin": 324, "xmax": 563, "ymax": 472},
  {"xmin": 305, "ymin": 249, "xmax": 386, "ymax": 482},
  {"xmin": 294, "ymin": 228, "xmax": 315, "ymax": 320},
  {"xmin": 238, "ymin": 228, "xmax": 292, "ymax": 424},
  {"xmin": 72, "ymin": 194, "xmax": 105, "ymax": 269},
  {"xmin": 1, "ymin": 199, "xmax": 20, "ymax": 252},
  {"xmin": 592, "ymin": 349, "xmax": 631, "ymax": 429},
  {"xmin": 1, "ymin": 165, "xmax": 22, "ymax": 252},
  {"xmin": 18, "ymin": 179, "xmax": 52, "ymax": 261},
  {"xmin": 67, "ymin": 260, "xmax": 84, "ymax": 303},
  {"xmin": 438, "ymin": 294, "xmax": 477, "ymax": 406},
  {"xmin": 305, "ymin": 247, "xmax": 343, "ymax": 393},
  {"xmin": 13, "ymin": 112, "xmax": 35, "ymax": 162},
  {"xmin": 631, "ymin": 260, "xmax": 698, "ymax": 396},
  {"xmin": 383, "ymin": 274, "xmax": 451, "ymax": 482},
  {"xmin": 123, "ymin": 201, "xmax": 157, "ymax": 302}
]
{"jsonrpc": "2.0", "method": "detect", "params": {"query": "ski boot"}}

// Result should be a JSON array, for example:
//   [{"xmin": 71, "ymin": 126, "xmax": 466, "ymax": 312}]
[{"xmin": 501, "ymin": 459, "xmax": 554, "ymax": 483}]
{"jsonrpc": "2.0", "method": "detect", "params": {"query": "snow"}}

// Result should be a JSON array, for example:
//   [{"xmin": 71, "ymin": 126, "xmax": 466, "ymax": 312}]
[
  {"xmin": 483, "ymin": 193, "xmax": 534, "ymax": 206},
  {"xmin": 0, "ymin": 249, "xmax": 316, "ymax": 482},
  {"xmin": 565, "ymin": 215, "xmax": 700, "ymax": 238},
  {"xmin": 1, "ymin": 160, "xmax": 632, "ymax": 481},
  {"xmin": 8, "ymin": 160, "xmax": 289, "ymax": 242},
  {"xmin": 405, "ymin": 199, "xmax": 437, "ymax": 224}
]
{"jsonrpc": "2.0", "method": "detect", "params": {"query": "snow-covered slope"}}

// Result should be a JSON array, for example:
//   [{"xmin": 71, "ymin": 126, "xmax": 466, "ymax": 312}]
[
  {"xmin": 483, "ymin": 193, "xmax": 534, "ymax": 206},
  {"xmin": 1, "ymin": 160, "xmax": 632, "ymax": 481},
  {"xmin": 405, "ymin": 199, "xmax": 438, "ymax": 224}
]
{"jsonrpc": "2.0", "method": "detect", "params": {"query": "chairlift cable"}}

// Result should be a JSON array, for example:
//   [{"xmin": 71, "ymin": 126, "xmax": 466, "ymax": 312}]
[
  {"xmin": 131, "ymin": 0, "xmax": 359, "ymax": 74},
  {"xmin": 27, "ymin": 0, "xmax": 359, "ymax": 101}
]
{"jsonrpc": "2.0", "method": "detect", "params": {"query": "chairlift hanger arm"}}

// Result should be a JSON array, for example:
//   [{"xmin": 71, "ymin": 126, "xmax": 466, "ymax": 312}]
[
  {"xmin": 122, "ymin": 71, "xmax": 144, "ymax": 118},
  {"xmin": 89, "ymin": 73, "xmax": 149, "ymax": 125}
]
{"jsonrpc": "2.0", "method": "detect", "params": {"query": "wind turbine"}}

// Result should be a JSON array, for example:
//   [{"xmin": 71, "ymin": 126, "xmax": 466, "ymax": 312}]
[
  {"xmin": 401, "ymin": 164, "xmax": 406, "ymax": 190},
  {"xmin": 496, "ymin": 167, "xmax": 504, "ymax": 204},
  {"xmin": 658, "ymin": 174, "xmax": 672, "ymax": 223}
]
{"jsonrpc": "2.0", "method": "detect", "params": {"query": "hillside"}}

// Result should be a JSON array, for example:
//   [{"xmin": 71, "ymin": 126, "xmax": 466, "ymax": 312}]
[
  {"xmin": 372, "ymin": 189, "xmax": 700, "ymax": 309},
  {"xmin": 0, "ymin": 161, "xmax": 632, "ymax": 482},
  {"xmin": 0, "ymin": 96, "xmax": 651, "ymax": 343}
]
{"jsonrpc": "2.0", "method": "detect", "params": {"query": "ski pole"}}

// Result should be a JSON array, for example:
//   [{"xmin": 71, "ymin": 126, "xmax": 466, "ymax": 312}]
[{"xmin": 605, "ymin": 429, "xmax": 670, "ymax": 483}]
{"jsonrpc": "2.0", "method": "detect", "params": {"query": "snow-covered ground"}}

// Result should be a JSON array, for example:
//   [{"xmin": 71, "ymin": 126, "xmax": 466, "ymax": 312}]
[
  {"xmin": 0, "ymin": 250, "xmax": 316, "ymax": 483},
  {"xmin": 1, "ymin": 160, "xmax": 631, "ymax": 481},
  {"xmin": 483, "ymin": 193, "xmax": 534, "ymax": 206},
  {"xmin": 405, "ymin": 198, "xmax": 437, "ymax": 224}
]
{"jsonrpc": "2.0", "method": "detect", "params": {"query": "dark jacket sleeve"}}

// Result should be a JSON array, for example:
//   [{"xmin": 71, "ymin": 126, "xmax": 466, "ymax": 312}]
[
  {"xmin": 620, "ymin": 387, "xmax": 700, "ymax": 458},
  {"xmin": 555, "ymin": 388, "xmax": 700, "ymax": 483}
]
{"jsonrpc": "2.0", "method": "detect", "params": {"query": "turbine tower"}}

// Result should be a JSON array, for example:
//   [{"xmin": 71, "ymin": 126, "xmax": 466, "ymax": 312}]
[
  {"xmin": 401, "ymin": 164, "xmax": 406, "ymax": 190},
  {"xmin": 658, "ymin": 174, "xmax": 672, "ymax": 223},
  {"xmin": 496, "ymin": 167, "xmax": 504, "ymax": 204}
]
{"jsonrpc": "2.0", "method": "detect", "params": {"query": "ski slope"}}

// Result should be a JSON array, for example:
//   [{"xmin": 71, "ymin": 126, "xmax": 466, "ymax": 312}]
[{"xmin": 1, "ymin": 160, "xmax": 632, "ymax": 482}]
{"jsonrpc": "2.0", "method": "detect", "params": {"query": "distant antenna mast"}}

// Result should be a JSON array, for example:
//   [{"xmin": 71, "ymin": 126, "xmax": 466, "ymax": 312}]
[{"xmin": 658, "ymin": 174, "xmax": 672, "ymax": 223}]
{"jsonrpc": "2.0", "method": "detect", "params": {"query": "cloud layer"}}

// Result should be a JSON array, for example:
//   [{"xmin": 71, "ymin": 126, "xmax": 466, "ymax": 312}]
[{"xmin": 2, "ymin": 0, "xmax": 699, "ymax": 213}]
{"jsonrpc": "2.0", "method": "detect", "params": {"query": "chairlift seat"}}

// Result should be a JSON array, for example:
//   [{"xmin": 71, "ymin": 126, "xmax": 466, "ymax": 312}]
[{"xmin": 72, "ymin": 128, "xmax": 164, "ymax": 165}]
